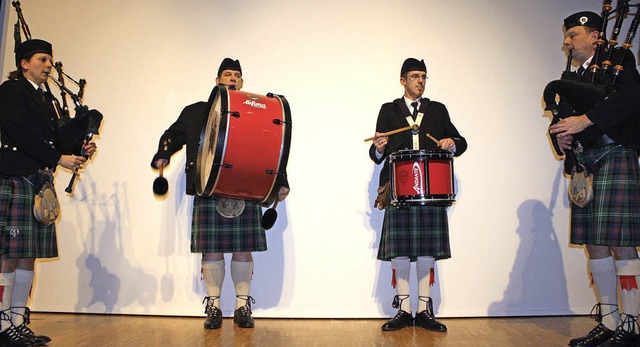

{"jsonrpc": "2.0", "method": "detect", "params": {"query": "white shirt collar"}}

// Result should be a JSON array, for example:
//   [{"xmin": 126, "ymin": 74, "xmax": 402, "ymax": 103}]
[
  {"xmin": 26, "ymin": 79, "xmax": 42, "ymax": 91},
  {"xmin": 403, "ymin": 96, "xmax": 420, "ymax": 112}
]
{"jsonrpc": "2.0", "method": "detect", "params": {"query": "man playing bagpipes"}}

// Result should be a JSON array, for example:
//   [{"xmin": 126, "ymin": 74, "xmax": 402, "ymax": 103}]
[
  {"xmin": 548, "ymin": 8, "xmax": 640, "ymax": 347},
  {"xmin": 0, "ymin": 39, "xmax": 96, "ymax": 347}
]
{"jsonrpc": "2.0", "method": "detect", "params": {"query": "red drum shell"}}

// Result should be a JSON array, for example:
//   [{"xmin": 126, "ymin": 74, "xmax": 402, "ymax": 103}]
[
  {"xmin": 389, "ymin": 149, "xmax": 455, "ymax": 206},
  {"xmin": 196, "ymin": 85, "xmax": 291, "ymax": 204}
]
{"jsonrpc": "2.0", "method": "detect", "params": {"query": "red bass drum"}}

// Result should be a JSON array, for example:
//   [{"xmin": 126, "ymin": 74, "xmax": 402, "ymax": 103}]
[{"xmin": 196, "ymin": 85, "xmax": 291, "ymax": 205}]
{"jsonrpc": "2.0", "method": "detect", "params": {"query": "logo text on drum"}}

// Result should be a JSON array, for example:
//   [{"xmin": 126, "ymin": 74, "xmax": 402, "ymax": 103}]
[
  {"xmin": 412, "ymin": 162, "xmax": 424, "ymax": 195},
  {"xmin": 243, "ymin": 99, "xmax": 267, "ymax": 109}
]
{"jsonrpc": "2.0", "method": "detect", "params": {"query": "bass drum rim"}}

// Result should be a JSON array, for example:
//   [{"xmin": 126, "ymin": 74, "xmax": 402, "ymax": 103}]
[
  {"xmin": 260, "ymin": 93, "xmax": 292, "ymax": 206},
  {"xmin": 196, "ymin": 85, "xmax": 229, "ymax": 197}
]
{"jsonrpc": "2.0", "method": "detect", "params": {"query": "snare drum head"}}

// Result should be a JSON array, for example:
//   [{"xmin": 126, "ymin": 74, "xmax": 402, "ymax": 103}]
[{"xmin": 389, "ymin": 149, "xmax": 453, "ymax": 161}]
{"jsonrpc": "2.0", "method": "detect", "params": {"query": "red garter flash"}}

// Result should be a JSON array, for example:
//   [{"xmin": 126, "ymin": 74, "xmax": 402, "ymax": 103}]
[
  {"xmin": 0, "ymin": 286, "xmax": 3, "ymax": 298},
  {"xmin": 430, "ymin": 268, "xmax": 435, "ymax": 286},
  {"xmin": 619, "ymin": 275, "xmax": 639, "ymax": 291},
  {"xmin": 391, "ymin": 269, "xmax": 396, "ymax": 288}
]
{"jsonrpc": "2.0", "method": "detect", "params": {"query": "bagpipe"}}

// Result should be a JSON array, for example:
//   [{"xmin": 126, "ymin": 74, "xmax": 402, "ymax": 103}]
[
  {"xmin": 543, "ymin": 0, "xmax": 640, "ymax": 167},
  {"xmin": 12, "ymin": 1, "xmax": 103, "ymax": 194}
]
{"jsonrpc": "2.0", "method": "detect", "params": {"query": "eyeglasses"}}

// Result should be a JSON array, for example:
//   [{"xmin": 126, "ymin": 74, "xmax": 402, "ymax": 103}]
[{"xmin": 405, "ymin": 74, "xmax": 428, "ymax": 81}]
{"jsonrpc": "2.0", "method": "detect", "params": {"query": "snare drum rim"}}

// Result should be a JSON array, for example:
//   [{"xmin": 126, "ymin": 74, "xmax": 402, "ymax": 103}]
[{"xmin": 389, "ymin": 149, "xmax": 453, "ymax": 162}]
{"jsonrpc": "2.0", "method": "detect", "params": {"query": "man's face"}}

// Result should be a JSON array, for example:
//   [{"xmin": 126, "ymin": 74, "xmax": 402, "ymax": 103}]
[
  {"xmin": 216, "ymin": 69, "xmax": 243, "ymax": 90},
  {"xmin": 564, "ymin": 26, "xmax": 598, "ymax": 65},
  {"xmin": 400, "ymin": 70, "xmax": 427, "ymax": 100},
  {"xmin": 21, "ymin": 53, "xmax": 53, "ymax": 85}
]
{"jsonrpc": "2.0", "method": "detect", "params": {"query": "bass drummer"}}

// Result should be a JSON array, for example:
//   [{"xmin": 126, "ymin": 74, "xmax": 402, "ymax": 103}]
[
  {"xmin": 151, "ymin": 58, "xmax": 289, "ymax": 330},
  {"xmin": 369, "ymin": 57, "xmax": 466, "ymax": 332}
]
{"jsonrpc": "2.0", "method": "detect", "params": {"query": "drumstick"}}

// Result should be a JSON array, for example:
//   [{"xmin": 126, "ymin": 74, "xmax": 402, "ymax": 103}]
[
  {"xmin": 426, "ymin": 133, "xmax": 441, "ymax": 146},
  {"xmin": 364, "ymin": 124, "xmax": 419, "ymax": 142}
]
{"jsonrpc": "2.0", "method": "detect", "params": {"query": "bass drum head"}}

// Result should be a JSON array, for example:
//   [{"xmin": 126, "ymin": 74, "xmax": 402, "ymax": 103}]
[{"xmin": 196, "ymin": 85, "xmax": 227, "ymax": 196}]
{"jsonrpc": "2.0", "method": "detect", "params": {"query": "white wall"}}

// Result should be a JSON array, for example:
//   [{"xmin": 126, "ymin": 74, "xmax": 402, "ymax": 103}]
[{"xmin": 0, "ymin": 0, "xmax": 609, "ymax": 318}]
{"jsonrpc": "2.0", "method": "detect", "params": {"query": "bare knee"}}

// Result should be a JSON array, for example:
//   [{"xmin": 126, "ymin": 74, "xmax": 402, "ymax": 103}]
[
  {"xmin": 586, "ymin": 245, "xmax": 612, "ymax": 259},
  {"xmin": 610, "ymin": 247, "xmax": 639, "ymax": 260},
  {"xmin": 202, "ymin": 253, "xmax": 224, "ymax": 262},
  {"xmin": 231, "ymin": 252, "xmax": 253, "ymax": 262}
]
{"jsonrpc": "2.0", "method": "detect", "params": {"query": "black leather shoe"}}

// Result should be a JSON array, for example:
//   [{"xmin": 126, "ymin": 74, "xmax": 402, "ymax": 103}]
[
  {"xmin": 234, "ymin": 306, "xmax": 255, "ymax": 328},
  {"xmin": 381, "ymin": 310, "xmax": 413, "ymax": 331},
  {"xmin": 598, "ymin": 332, "xmax": 638, "ymax": 347},
  {"xmin": 598, "ymin": 314, "xmax": 640, "ymax": 347},
  {"xmin": 204, "ymin": 306, "xmax": 222, "ymax": 330},
  {"xmin": 15, "ymin": 324, "xmax": 50, "ymax": 345},
  {"xmin": 0, "ymin": 326, "xmax": 38, "ymax": 346},
  {"xmin": 569, "ymin": 323, "xmax": 615, "ymax": 346},
  {"xmin": 414, "ymin": 309, "xmax": 447, "ymax": 332}
]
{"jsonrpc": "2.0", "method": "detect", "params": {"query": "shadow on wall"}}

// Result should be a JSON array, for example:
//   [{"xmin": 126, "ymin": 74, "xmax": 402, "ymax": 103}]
[
  {"xmin": 488, "ymin": 166, "xmax": 571, "ymax": 324},
  {"xmin": 74, "ymin": 178, "xmax": 157, "ymax": 313}
]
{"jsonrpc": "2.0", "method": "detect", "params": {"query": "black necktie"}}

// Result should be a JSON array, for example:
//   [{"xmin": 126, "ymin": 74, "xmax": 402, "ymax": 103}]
[
  {"xmin": 37, "ymin": 87, "xmax": 48, "ymax": 105},
  {"xmin": 411, "ymin": 101, "xmax": 418, "ymax": 120},
  {"xmin": 577, "ymin": 66, "xmax": 585, "ymax": 75}
]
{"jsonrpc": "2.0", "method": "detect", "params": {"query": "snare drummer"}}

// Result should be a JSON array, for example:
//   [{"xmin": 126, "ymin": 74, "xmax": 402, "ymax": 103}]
[
  {"xmin": 369, "ymin": 58, "xmax": 467, "ymax": 332},
  {"xmin": 151, "ymin": 58, "xmax": 289, "ymax": 330}
]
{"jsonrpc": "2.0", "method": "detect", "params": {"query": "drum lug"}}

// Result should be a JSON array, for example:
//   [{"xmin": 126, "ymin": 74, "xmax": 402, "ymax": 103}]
[
  {"xmin": 222, "ymin": 110, "xmax": 240, "ymax": 118},
  {"xmin": 216, "ymin": 163, "xmax": 233, "ymax": 169},
  {"xmin": 272, "ymin": 119, "xmax": 292, "ymax": 125}
]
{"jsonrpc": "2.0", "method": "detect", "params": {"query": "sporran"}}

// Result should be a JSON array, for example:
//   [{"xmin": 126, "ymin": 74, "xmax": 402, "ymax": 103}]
[
  {"xmin": 216, "ymin": 197, "xmax": 245, "ymax": 218},
  {"xmin": 568, "ymin": 164, "xmax": 593, "ymax": 208},
  {"xmin": 33, "ymin": 181, "xmax": 59, "ymax": 225}
]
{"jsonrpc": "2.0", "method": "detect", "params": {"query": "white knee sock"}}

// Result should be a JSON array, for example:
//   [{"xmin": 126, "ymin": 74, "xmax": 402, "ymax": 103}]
[
  {"xmin": 417, "ymin": 256, "xmax": 435, "ymax": 312},
  {"xmin": 590, "ymin": 257, "xmax": 620, "ymax": 330},
  {"xmin": 231, "ymin": 260, "xmax": 254, "ymax": 309},
  {"xmin": 202, "ymin": 259, "xmax": 225, "ymax": 308},
  {"xmin": 615, "ymin": 259, "xmax": 640, "ymax": 319},
  {"xmin": 391, "ymin": 257, "xmax": 411, "ymax": 313},
  {"xmin": 0, "ymin": 272, "xmax": 15, "ymax": 332},
  {"xmin": 11, "ymin": 269, "xmax": 34, "ymax": 327}
]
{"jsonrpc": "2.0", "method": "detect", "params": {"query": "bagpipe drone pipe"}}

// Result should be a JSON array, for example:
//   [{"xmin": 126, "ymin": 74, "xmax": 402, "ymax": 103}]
[
  {"xmin": 543, "ymin": 0, "xmax": 640, "ymax": 173},
  {"xmin": 12, "ymin": 1, "xmax": 104, "ymax": 194}
]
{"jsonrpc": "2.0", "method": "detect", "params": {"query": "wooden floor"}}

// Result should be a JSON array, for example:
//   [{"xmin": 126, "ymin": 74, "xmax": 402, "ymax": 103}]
[{"xmin": 28, "ymin": 313, "xmax": 595, "ymax": 347}]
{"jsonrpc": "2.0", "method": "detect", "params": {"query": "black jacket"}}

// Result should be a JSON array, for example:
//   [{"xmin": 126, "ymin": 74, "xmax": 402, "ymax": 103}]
[
  {"xmin": 369, "ymin": 97, "xmax": 467, "ymax": 186},
  {"xmin": 0, "ymin": 78, "xmax": 61, "ymax": 176}
]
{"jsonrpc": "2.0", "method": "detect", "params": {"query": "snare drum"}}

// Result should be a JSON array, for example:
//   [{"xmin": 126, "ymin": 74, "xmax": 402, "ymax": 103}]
[
  {"xmin": 196, "ymin": 85, "xmax": 292, "ymax": 205},
  {"xmin": 389, "ymin": 149, "xmax": 455, "ymax": 206}
]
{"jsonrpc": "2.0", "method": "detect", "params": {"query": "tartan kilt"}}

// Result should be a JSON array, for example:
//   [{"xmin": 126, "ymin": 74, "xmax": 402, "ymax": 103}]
[
  {"xmin": 377, "ymin": 204, "xmax": 451, "ymax": 261},
  {"xmin": 191, "ymin": 196, "xmax": 267, "ymax": 253},
  {"xmin": 0, "ymin": 173, "xmax": 58, "ymax": 259},
  {"xmin": 571, "ymin": 144, "xmax": 640, "ymax": 246}
]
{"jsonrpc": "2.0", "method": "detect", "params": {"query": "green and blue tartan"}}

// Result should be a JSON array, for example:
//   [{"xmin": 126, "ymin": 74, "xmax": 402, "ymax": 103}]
[
  {"xmin": 191, "ymin": 196, "xmax": 267, "ymax": 253},
  {"xmin": 571, "ymin": 144, "xmax": 640, "ymax": 246},
  {"xmin": 377, "ymin": 204, "xmax": 451, "ymax": 261},
  {"xmin": 0, "ymin": 173, "xmax": 58, "ymax": 258}
]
